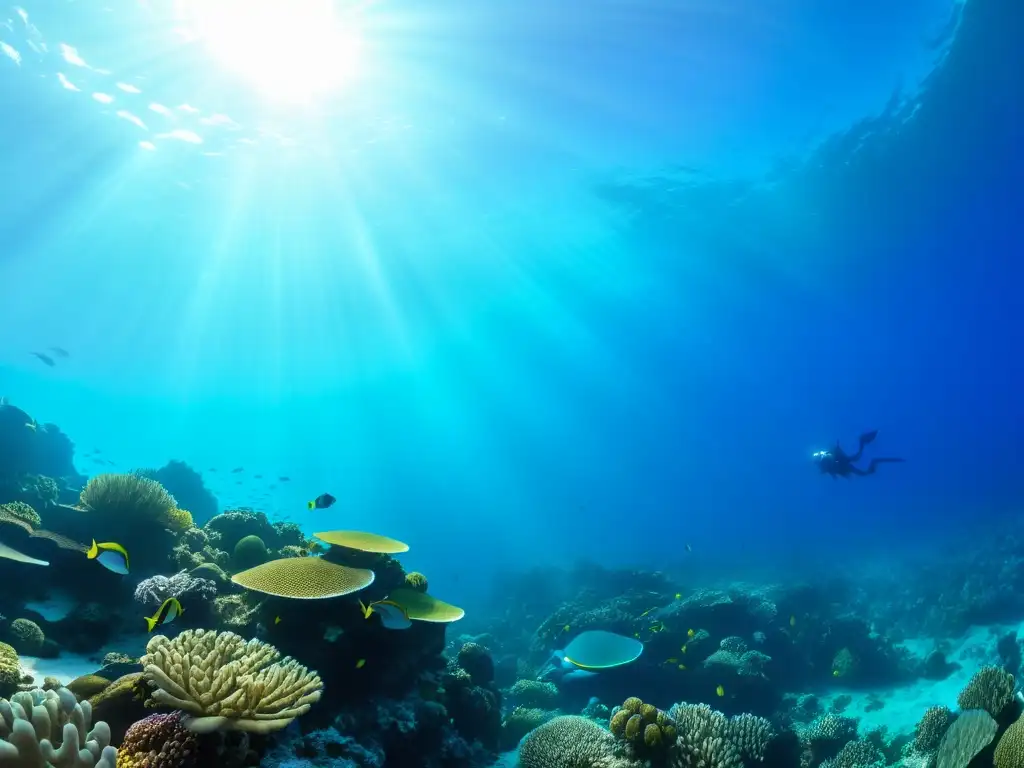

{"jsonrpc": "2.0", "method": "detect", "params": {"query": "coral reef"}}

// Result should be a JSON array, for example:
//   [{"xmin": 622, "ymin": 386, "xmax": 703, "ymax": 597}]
[
  {"xmin": 133, "ymin": 570, "xmax": 218, "ymax": 606},
  {"xmin": 141, "ymin": 629, "xmax": 323, "ymax": 733},
  {"xmin": 138, "ymin": 460, "xmax": 219, "ymax": 527},
  {"xmin": 0, "ymin": 687, "xmax": 117, "ymax": 768}
]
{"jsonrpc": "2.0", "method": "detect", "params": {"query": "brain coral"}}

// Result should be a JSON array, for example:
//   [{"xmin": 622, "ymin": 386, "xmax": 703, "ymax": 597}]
[
  {"xmin": 117, "ymin": 711, "xmax": 199, "ymax": 768},
  {"xmin": 508, "ymin": 680, "xmax": 559, "ymax": 708},
  {"xmin": 995, "ymin": 714, "xmax": 1024, "ymax": 768},
  {"xmin": 937, "ymin": 709, "xmax": 997, "ymax": 768},
  {"xmin": 8, "ymin": 618, "xmax": 44, "ymax": 655},
  {"xmin": 0, "ymin": 642, "xmax": 21, "ymax": 697},
  {"xmin": 916, "ymin": 706, "xmax": 956, "ymax": 753},
  {"xmin": 957, "ymin": 667, "xmax": 1015, "ymax": 718},
  {"xmin": 141, "ymin": 628, "xmax": 323, "ymax": 733},
  {"xmin": 518, "ymin": 715, "xmax": 631, "ymax": 768}
]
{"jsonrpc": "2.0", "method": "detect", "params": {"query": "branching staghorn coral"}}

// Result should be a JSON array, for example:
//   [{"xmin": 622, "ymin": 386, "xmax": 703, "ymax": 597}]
[
  {"xmin": 0, "ymin": 687, "xmax": 117, "ymax": 768},
  {"xmin": 133, "ymin": 571, "xmax": 218, "ymax": 606},
  {"xmin": 141, "ymin": 629, "xmax": 323, "ymax": 734}
]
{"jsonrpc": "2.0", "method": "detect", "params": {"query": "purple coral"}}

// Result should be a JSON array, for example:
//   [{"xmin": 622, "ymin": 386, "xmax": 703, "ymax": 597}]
[{"xmin": 134, "ymin": 570, "xmax": 217, "ymax": 606}]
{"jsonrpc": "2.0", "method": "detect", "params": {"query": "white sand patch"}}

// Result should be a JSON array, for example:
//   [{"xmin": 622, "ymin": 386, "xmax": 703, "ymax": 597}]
[{"xmin": 20, "ymin": 652, "xmax": 99, "ymax": 684}]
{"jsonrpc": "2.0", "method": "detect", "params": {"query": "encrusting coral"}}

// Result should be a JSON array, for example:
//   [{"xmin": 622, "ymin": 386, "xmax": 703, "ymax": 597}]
[
  {"xmin": 518, "ymin": 715, "xmax": 635, "ymax": 768},
  {"xmin": 140, "ymin": 629, "xmax": 323, "ymax": 734},
  {"xmin": 0, "ymin": 687, "xmax": 117, "ymax": 768},
  {"xmin": 0, "ymin": 645, "xmax": 21, "ymax": 699},
  {"xmin": 6, "ymin": 620, "xmax": 44, "ymax": 655},
  {"xmin": 133, "ymin": 571, "xmax": 217, "ymax": 606}
]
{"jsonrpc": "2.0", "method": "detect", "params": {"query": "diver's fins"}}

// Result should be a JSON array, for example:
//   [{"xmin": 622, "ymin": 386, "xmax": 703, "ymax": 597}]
[{"xmin": 859, "ymin": 430, "xmax": 878, "ymax": 447}]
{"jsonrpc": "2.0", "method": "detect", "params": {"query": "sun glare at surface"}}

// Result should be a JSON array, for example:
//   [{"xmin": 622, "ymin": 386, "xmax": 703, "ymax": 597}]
[{"xmin": 175, "ymin": 0, "xmax": 363, "ymax": 104}]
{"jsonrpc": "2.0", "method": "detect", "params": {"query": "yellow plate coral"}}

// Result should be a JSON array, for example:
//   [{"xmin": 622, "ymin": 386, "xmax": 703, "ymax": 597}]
[
  {"xmin": 313, "ymin": 530, "xmax": 410, "ymax": 554},
  {"xmin": 231, "ymin": 556, "xmax": 375, "ymax": 598},
  {"xmin": 388, "ymin": 587, "xmax": 464, "ymax": 623}
]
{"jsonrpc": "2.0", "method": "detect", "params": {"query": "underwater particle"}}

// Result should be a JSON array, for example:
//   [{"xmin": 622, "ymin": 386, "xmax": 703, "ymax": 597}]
[
  {"xmin": 957, "ymin": 666, "xmax": 1015, "ymax": 718},
  {"xmin": 313, "ymin": 529, "xmax": 409, "ymax": 554},
  {"xmin": 307, "ymin": 493, "xmax": 335, "ymax": 510},
  {"xmin": 937, "ymin": 709, "xmax": 997, "ymax": 768},
  {"xmin": 87, "ymin": 539, "xmax": 130, "ymax": 574},
  {"xmin": 0, "ymin": 686, "xmax": 118, "ymax": 767},
  {"xmin": 518, "ymin": 715, "xmax": 619, "ymax": 768},
  {"xmin": 231, "ymin": 556, "xmax": 375, "ymax": 599},
  {"xmin": 916, "ymin": 706, "xmax": 957, "ymax": 753},
  {"xmin": 8, "ymin": 617, "xmax": 45, "ymax": 654},
  {"xmin": 403, "ymin": 571, "xmax": 428, "ymax": 592},
  {"xmin": 232, "ymin": 534, "xmax": 269, "ymax": 570},
  {"xmin": 355, "ymin": 658, "xmax": 366, "ymax": 669},
  {"xmin": 0, "ymin": 539, "xmax": 48, "ymax": 566},
  {"xmin": 141, "ymin": 628, "xmax": 323, "ymax": 733},
  {"xmin": 387, "ymin": 587, "xmax": 464, "ymax": 622},
  {"xmin": 562, "ymin": 630, "xmax": 643, "ymax": 670}
]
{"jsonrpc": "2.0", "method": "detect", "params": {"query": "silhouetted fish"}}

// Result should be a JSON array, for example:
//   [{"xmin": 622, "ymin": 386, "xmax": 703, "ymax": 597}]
[
  {"xmin": 231, "ymin": 467, "xmax": 244, "ymax": 473},
  {"xmin": 254, "ymin": 474, "xmax": 263, "ymax": 479},
  {"xmin": 278, "ymin": 476, "xmax": 291, "ymax": 482},
  {"xmin": 49, "ymin": 346, "xmax": 69, "ymax": 358},
  {"xmin": 31, "ymin": 352, "xmax": 55, "ymax": 367}
]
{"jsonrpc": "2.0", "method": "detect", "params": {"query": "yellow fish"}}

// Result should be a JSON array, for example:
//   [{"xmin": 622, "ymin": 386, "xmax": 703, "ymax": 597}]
[
  {"xmin": 563, "ymin": 624, "xmax": 571, "ymax": 632},
  {"xmin": 666, "ymin": 657, "xmax": 679, "ymax": 664},
  {"xmin": 674, "ymin": 593, "xmax": 682, "ymax": 600},
  {"xmin": 687, "ymin": 628, "xmax": 695, "ymax": 638},
  {"xmin": 144, "ymin": 597, "xmax": 183, "ymax": 633},
  {"xmin": 833, "ymin": 670, "xmax": 840, "ymax": 677},
  {"xmin": 356, "ymin": 659, "xmax": 366, "ymax": 669},
  {"xmin": 790, "ymin": 615, "xmax": 796, "ymax": 627},
  {"xmin": 87, "ymin": 540, "xmax": 129, "ymax": 575},
  {"xmin": 716, "ymin": 685, "xmax": 725, "ymax": 697},
  {"xmin": 274, "ymin": 616, "xmax": 282, "ymax": 625},
  {"xmin": 677, "ymin": 664, "xmax": 686, "ymax": 671},
  {"xmin": 649, "ymin": 622, "xmax": 666, "ymax": 633},
  {"xmin": 681, "ymin": 645, "xmax": 687, "ymax": 654},
  {"xmin": 634, "ymin": 632, "xmax": 640, "ymax": 638}
]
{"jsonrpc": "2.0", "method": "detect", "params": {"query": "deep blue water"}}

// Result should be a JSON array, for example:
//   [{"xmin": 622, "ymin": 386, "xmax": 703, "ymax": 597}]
[{"xmin": 0, "ymin": 0, "xmax": 1019, "ymax": 612}]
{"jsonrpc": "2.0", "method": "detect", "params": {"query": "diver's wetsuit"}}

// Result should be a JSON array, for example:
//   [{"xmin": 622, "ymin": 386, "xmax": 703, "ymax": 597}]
[{"xmin": 814, "ymin": 430, "xmax": 904, "ymax": 479}]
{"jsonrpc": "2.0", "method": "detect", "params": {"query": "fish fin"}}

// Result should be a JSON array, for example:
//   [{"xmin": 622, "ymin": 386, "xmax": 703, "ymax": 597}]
[
  {"xmin": 145, "ymin": 616, "xmax": 158, "ymax": 632},
  {"xmin": 307, "ymin": 500, "xmax": 315, "ymax": 510},
  {"xmin": 87, "ymin": 539, "xmax": 98, "ymax": 559},
  {"xmin": 359, "ymin": 600, "xmax": 371, "ymax": 618},
  {"xmin": 859, "ymin": 430, "xmax": 878, "ymax": 446}
]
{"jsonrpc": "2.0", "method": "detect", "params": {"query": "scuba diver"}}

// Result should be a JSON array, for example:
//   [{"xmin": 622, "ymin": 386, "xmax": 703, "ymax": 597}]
[{"xmin": 813, "ymin": 430, "xmax": 904, "ymax": 478}]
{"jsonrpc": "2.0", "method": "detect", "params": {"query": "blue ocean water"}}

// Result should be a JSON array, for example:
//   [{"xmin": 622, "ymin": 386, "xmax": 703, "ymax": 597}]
[{"xmin": 0, "ymin": 0, "xmax": 1018, "ymax": 617}]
